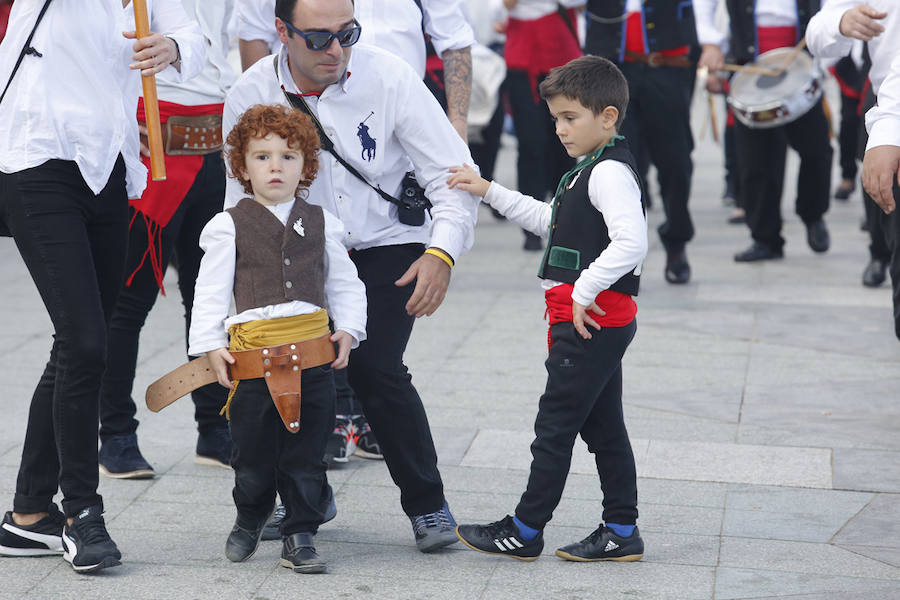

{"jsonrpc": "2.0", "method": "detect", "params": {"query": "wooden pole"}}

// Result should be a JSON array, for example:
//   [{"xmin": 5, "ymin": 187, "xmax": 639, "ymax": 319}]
[{"xmin": 133, "ymin": 0, "xmax": 166, "ymax": 181}]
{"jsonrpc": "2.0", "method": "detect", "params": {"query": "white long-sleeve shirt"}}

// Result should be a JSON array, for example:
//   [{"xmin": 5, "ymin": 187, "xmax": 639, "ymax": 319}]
[
  {"xmin": 507, "ymin": 0, "xmax": 585, "ymax": 20},
  {"xmin": 157, "ymin": 0, "xmax": 236, "ymax": 105},
  {"xmin": 224, "ymin": 46, "xmax": 479, "ymax": 261},
  {"xmin": 866, "ymin": 52, "xmax": 900, "ymax": 150},
  {"xmin": 806, "ymin": 0, "xmax": 899, "ymax": 94},
  {"xmin": 483, "ymin": 160, "xmax": 647, "ymax": 306},
  {"xmin": 236, "ymin": 0, "xmax": 475, "ymax": 77},
  {"xmin": 188, "ymin": 200, "xmax": 367, "ymax": 356},
  {"xmin": 695, "ymin": 0, "xmax": 798, "ymax": 48},
  {"xmin": 0, "ymin": 0, "xmax": 205, "ymax": 199}
]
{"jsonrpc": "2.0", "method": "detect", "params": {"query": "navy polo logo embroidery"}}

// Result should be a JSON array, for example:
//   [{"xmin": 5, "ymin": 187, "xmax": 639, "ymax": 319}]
[{"xmin": 357, "ymin": 111, "xmax": 376, "ymax": 161}]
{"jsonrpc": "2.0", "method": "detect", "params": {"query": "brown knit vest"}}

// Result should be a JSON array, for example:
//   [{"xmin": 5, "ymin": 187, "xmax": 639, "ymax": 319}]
[{"xmin": 227, "ymin": 198, "xmax": 326, "ymax": 313}]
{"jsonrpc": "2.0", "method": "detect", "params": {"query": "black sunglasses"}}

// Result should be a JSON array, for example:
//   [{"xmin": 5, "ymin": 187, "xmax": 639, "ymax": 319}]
[{"xmin": 283, "ymin": 19, "xmax": 362, "ymax": 51}]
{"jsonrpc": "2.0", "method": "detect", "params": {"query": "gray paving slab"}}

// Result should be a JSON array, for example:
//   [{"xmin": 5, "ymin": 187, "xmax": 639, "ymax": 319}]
[
  {"xmin": 833, "ymin": 448, "xmax": 900, "ymax": 493},
  {"xmin": 832, "ymin": 493, "xmax": 900, "ymax": 549},
  {"xmin": 714, "ymin": 567, "xmax": 900, "ymax": 600}
]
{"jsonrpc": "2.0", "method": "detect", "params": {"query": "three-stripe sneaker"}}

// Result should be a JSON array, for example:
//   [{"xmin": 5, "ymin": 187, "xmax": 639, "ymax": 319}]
[
  {"xmin": 0, "ymin": 506, "xmax": 65, "ymax": 556},
  {"xmin": 555, "ymin": 525, "xmax": 644, "ymax": 562},
  {"xmin": 62, "ymin": 506, "xmax": 122, "ymax": 573},
  {"xmin": 455, "ymin": 515, "xmax": 543, "ymax": 561}
]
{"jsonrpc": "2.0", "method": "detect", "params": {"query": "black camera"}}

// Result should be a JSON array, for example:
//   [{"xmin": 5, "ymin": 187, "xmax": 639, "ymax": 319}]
[{"xmin": 398, "ymin": 171, "xmax": 432, "ymax": 226}]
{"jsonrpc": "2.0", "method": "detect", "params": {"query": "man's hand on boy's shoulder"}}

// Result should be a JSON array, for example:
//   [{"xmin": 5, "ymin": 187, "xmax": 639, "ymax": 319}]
[
  {"xmin": 395, "ymin": 252, "xmax": 452, "ymax": 318},
  {"xmin": 331, "ymin": 330, "xmax": 355, "ymax": 369},
  {"xmin": 572, "ymin": 300, "xmax": 606, "ymax": 340},
  {"xmin": 207, "ymin": 347, "xmax": 236, "ymax": 389},
  {"xmin": 447, "ymin": 164, "xmax": 491, "ymax": 199}
]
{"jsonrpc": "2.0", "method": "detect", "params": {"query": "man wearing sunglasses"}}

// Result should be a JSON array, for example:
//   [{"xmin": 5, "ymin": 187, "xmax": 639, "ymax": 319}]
[{"xmin": 223, "ymin": 0, "xmax": 479, "ymax": 553}]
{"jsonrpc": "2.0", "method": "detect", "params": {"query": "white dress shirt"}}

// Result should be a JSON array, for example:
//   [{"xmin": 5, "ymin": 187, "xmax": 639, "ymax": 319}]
[
  {"xmin": 866, "ymin": 52, "xmax": 900, "ymax": 150},
  {"xmin": 223, "ymin": 46, "xmax": 479, "ymax": 261},
  {"xmin": 695, "ymin": 0, "xmax": 798, "ymax": 48},
  {"xmin": 483, "ymin": 160, "xmax": 647, "ymax": 306},
  {"xmin": 0, "ymin": 0, "xmax": 204, "ymax": 199},
  {"xmin": 188, "ymin": 200, "xmax": 367, "ymax": 355},
  {"xmin": 508, "ymin": 0, "xmax": 585, "ymax": 20},
  {"xmin": 157, "ymin": 0, "xmax": 237, "ymax": 105},
  {"xmin": 806, "ymin": 0, "xmax": 898, "ymax": 94},
  {"xmin": 235, "ymin": 0, "xmax": 475, "ymax": 77}
]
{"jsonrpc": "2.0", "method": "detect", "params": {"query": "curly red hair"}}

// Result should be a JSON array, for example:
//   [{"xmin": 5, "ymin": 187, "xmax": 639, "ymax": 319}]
[{"xmin": 225, "ymin": 104, "xmax": 320, "ymax": 197}]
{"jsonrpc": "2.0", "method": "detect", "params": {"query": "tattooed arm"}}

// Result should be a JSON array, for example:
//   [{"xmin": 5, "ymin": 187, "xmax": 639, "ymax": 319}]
[{"xmin": 442, "ymin": 46, "xmax": 472, "ymax": 141}]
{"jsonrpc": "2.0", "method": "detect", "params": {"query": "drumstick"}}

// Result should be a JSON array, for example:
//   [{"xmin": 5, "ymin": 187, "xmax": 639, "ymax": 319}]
[
  {"xmin": 708, "ymin": 93, "xmax": 720, "ymax": 144},
  {"xmin": 777, "ymin": 38, "xmax": 808, "ymax": 74},
  {"xmin": 133, "ymin": 0, "xmax": 166, "ymax": 181},
  {"xmin": 720, "ymin": 63, "xmax": 781, "ymax": 77}
]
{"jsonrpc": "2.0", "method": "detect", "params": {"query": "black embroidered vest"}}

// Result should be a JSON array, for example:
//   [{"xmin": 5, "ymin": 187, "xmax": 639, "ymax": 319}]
[
  {"xmin": 584, "ymin": 0, "xmax": 698, "ymax": 62},
  {"xmin": 724, "ymin": 0, "xmax": 819, "ymax": 64}
]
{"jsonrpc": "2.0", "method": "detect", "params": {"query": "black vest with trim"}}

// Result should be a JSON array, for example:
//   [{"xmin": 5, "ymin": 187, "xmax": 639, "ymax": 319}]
[
  {"xmin": 585, "ymin": 0, "xmax": 698, "ymax": 62},
  {"xmin": 725, "ymin": 0, "xmax": 819, "ymax": 64},
  {"xmin": 226, "ymin": 198, "xmax": 326, "ymax": 314},
  {"xmin": 538, "ymin": 138, "xmax": 645, "ymax": 296}
]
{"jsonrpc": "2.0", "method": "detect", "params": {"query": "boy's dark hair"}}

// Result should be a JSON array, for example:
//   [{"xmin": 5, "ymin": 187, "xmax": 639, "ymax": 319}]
[
  {"xmin": 539, "ymin": 56, "xmax": 629, "ymax": 129},
  {"xmin": 225, "ymin": 104, "xmax": 320, "ymax": 196}
]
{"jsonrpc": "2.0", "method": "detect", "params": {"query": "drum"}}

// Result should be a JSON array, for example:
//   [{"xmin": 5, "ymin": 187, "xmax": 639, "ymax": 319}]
[{"xmin": 728, "ymin": 47, "xmax": 824, "ymax": 129}]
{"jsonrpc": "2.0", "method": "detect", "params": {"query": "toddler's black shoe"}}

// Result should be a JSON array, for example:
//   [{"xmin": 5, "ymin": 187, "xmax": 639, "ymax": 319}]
[
  {"xmin": 455, "ymin": 515, "xmax": 543, "ymax": 561},
  {"xmin": 280, "ymin": 532, "xmax": 326, "ymax": 573},
  {"xmin": 62, "ymin": 505, "xmax": 122, "ymax": 573},
  {"xmin": 0, "ymin": 505, "xmax": 65, "ymax": 556},
  {"xmin": 555, "ymin": 525, "xmax": 644, "ymax": 562},
  {"xmin": 224, "ymin": 509, "xmax": 271, "ymax": 562}
]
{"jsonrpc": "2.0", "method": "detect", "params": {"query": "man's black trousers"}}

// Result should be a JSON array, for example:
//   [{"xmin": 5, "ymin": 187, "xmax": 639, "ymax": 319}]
[
  {"xmin": 515, "ymin": 320, "xmax": 639, "ymax": 530},
  {"xmin": 0, "ymin": 158, "xmax": 128, "ymax": 517},
  {"xmin": 348, "ymin": 243, "xmax": 445, "ymax": 517}
]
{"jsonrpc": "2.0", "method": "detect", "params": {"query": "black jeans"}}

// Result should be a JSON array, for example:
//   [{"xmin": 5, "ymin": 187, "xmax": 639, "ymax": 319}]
[
  {"xmin": 516, "ymin": 320, "xmax": 638, "ymax": 530},
  {"xmin": 99, "ymin": 153, "xmax": 227, "ymax": 441},
  {"xmin": 229, "ymin": 367, "xmax": 335, "ymax": 535},
  {"xmin": 620, "ymin": 62, "xmax": 695, "ymax": 253},
  {"xmin": 0, "ymin": 158, "xmax": 128, "ymax": 517},
  {"xmin": 347, "ymin": 244, "xmax": 445, "ymax": 516},
  {"xmin": 507, "ymin": 69, "xmax": 574, "ymax": 202},
  {"xmin": 735, "ymin": 100, "xmax": 833, "ymax": 250}
]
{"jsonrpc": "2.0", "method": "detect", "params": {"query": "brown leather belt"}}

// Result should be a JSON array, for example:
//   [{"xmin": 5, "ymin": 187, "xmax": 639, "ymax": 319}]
[
  {"xmin": 145, "ymin": 333, "xmax": 335, "ymax": 433},
  {"xmin": 139, "ymin": 114, "xmax": 223, "ymax": 156},
  {"xmin": 624, "ymin": 51, "xmax": 693, "ymax": 69}
]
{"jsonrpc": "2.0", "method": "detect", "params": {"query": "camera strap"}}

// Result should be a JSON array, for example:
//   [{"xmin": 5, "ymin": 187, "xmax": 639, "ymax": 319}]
[
  {"xmin": 0, "ymin": 0, "xmax": 54, "ymax": 107},
  {"xmin": 274, "ymin": 57, "xmax": 407, "ymax": 210}
]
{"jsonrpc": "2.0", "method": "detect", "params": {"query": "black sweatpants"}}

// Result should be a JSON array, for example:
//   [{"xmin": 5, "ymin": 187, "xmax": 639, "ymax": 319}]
[
  {"xmin": 0, "ymin": 158, "xmax": 128, "ymax": 517},
  {"xmin": 100, "ymin": 152, "xmax": 227, "ymax": 441},
  {"xmin": 516, "ymin": 320, "xmax": 638, "ymax": 530},
  {"xmin": 347, "ymin": 243, "xmax": 445, "ymax": 516},
  {"xmin": 229, "ymin": 367, "xmax": 335, "ymax": 536},
  {"xmin": 735, "ymin": 99, "xmax": 833, "ymax": 250},
  {"xmin": 619, "ymin": 62, "xmax": 695, "ymax": 253}
]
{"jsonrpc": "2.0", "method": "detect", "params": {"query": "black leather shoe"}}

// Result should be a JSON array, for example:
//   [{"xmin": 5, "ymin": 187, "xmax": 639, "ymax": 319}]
[
  {"xmin": 664, "ymin": 250, "xmax": 691, "ymax": 284},
  {"xmin": 734, "ymin": 242, "xmax": 784, "ymax": 262},
  {"xmin": 806, "ymin": 219, "xmax": 830, "ymax": 253},
  {"xmin": 556, "ymin": 525, "xmax": 644, "ymax": 562},
  {"xmin": 523, "ymin": 231, "xmax": 543, "ymax": 251},
  {"xmin": 862, "ymin": 258, "xmax": 888, "ymax": 288},
  {"xmin": 834, "ymin": 179, "xmax": 855, "ymax": 200},
  {"xmin": 280, "ymin": 533, "xmax": 326, "ymax": 573},
  {"xmin": 727, "ymin": 208, "xmax": 746, "ymax": 224},
  {"xmin": 224, "ymin": 510, "xmax": 272, "ymax": 562}
]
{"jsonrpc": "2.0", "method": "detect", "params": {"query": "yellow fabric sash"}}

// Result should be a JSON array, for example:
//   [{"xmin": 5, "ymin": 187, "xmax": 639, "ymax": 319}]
[{"xmin": 221, "ymin": 309, "xmax": 330, "ymax": 418}]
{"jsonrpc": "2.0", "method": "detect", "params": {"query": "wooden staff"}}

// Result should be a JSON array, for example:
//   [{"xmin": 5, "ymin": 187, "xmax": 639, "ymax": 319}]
[{"xmin": 133, "ymin": 0, "xmax": 166, "ymax": 181}]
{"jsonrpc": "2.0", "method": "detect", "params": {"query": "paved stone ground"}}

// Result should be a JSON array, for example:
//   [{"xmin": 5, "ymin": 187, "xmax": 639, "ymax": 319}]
[{"xmin": 1, "ymin": 83, "xmax": 899, "ymax": 599}]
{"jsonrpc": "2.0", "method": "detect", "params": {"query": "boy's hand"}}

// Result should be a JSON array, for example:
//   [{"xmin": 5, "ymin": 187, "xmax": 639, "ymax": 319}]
[
  {"xmin": 572, "ymin": 301, "xmax": 606, "ymax": 340},
  {"xmin": 447, "ymin": 164, "xmax": 491, "ymax": 198},
  {"xmin": 207, "ymin": 348, "xmax": 235, "ymax": 389},
  {"xmin": 331, "ymin": 330, "xmax": 353, "ymax": 369}
]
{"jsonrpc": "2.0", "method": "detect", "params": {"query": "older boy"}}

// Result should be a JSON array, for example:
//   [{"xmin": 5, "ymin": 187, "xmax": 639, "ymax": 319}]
[
  {"xmin": 189, "ymin": 104, "xmax": 367, "ymax": 573},
  {"xmin": 447, "ymin": 56, "xmax": 648, "ymax": 562}
]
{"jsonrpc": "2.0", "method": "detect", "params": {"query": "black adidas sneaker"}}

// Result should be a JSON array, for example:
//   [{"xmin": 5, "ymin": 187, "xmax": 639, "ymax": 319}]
[
  {"xmin": 455, "ymin": 515, "xmax": 543, "ymax": 561},
  {"xmin": 0, "ymin": 506, "xmax": 65, "ymax": 556},
  {"xmin": 555, "ymin": 525, "xmax": 644, "ymax": 562},
  {"xmin": 62, "ymin": 505, "xmax": 122, "ymax": 573}
]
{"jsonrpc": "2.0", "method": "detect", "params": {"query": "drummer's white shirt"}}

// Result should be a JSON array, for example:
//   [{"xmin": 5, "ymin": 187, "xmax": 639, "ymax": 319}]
[
  {"xmin": 0, "ymin": 0, "xmax": 205, "ymax": 199},
  {"xmin": 695, "ymin": 0, "xmax": 798, "ymax": 48},
  {"xmin": 866, "ymin": 52, "xmax": 900, "ymax": 150},
  {"xmin": 806, "ymin": 0, "xmax": 899, "ymax": 94}
]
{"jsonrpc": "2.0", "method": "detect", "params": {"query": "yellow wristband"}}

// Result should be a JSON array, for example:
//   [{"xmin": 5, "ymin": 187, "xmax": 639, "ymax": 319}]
[{"xmin": 425, "ymin": 247, "xmax": 454, "ymax": 268}]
